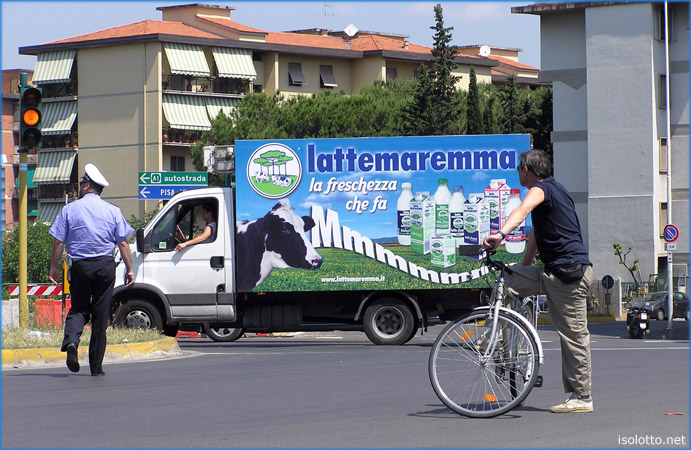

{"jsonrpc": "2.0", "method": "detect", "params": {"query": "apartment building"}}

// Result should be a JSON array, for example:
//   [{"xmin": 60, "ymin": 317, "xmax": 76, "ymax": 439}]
[
  {"xmin": 514, "ymin": 2, "xmax": 689, "ymax": 287},
  {"xmin": 13, "ymin": 3, "xmax": 514, "ymax": 222}
]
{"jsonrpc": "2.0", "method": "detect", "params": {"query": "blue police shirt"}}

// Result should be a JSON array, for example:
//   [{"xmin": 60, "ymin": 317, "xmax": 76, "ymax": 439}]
[{"xmin": 50, "ymin": 193, "xmax": 134, "ymax": 260}]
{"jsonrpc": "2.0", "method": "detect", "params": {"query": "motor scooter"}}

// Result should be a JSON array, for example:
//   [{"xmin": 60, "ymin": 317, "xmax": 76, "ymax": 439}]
[{"xmin": 626, "ymin": 303, "xmax": 650, "ymax": 339}]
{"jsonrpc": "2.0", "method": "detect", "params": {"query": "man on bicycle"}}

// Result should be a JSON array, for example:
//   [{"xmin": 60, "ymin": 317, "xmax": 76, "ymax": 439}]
[{"xmin": 482, "ymin": 149, "xmax": 594, "ymax": 413}]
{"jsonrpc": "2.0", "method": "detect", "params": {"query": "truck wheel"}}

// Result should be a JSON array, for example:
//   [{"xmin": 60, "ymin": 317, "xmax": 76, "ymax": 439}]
[
  {"xmin": 203, "ymin": 323, "xmax": 245, "ymax": 342},
  {"xmin": 363, "ymin": 299, "xmax": 415, "ymax": 345},
  {"xmin": 113, "ymin": 299, "xmax": 163, "ymax": 331}
]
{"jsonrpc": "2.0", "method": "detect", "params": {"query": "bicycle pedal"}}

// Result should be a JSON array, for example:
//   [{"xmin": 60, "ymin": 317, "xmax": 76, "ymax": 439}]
[{"xmin": 535, "ymin": 375, "xmax": 543, "ymax": 388}]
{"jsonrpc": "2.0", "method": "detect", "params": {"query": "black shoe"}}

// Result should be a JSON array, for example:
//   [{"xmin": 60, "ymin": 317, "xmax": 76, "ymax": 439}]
[
  {"xmin": 66, "ymin": 343, "xmax": 80, "ymax": 373},
  {"xmin": 91, "ymin": 371, "xmax": 105, "ymax": 377}
]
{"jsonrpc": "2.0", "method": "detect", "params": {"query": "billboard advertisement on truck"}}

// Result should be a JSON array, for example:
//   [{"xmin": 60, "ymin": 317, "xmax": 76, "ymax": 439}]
[{"xmin": 234, "ymin": 135, "xmax": 531, "ymax": 293}]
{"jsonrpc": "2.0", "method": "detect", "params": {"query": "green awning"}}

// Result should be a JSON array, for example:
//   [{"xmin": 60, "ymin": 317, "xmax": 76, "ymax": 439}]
[
  {"xmin": 162, "ymin": 94, "xmax": 211, "ymax": 130},
  {"xmin": 41, "ymin": 100, "xmax": 78, "ymax": 136},
  {"xmin": 211, "ymin": 47, "xmax": 256, "ymax": 80},
  {"xmin": 163, "ymin": 43, "xmax": 210, "ymax": 76},
  {"xmin": 32, "ymin": 50, "xmax": 76, "ymax": 84},
  {"xmin": 205, "ymin": 97, "xmax": 239, "ymax": 121},
  {"xmin": 33, "ymin": 150, "xmax": 77, "ymax": 185},
  {"xmin": 15, "ymin": 166, "xmax": 36, "ymax": 189},
  {"xmin": 38, "ymin": 201, "xmax": 64, "ymax": 224}
]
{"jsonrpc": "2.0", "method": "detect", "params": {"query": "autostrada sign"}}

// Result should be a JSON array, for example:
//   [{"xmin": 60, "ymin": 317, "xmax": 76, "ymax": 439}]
[{"xmin": 138, "ymin": 171, "xmax": 208, "ymax": 199}]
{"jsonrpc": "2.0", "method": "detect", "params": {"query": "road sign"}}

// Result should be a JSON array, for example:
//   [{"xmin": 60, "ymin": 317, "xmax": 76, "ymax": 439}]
[
  {"xmin": 139, "ymin": 185, "xmax": 203, "ymax": 200},
  {"xmin": 138, "ymin": 172, "xmax": 207, "ymax": 186},
  {"xmin": 663, "ymin": 224, "xmax": 679, "ymax": 243},
  {"xmin": 665, "ymin": 243, "xmax": 677, "ymax": 252},
  {"xmin": 601, "ymin": 275, "xmax": 614, "ymax": 290}
]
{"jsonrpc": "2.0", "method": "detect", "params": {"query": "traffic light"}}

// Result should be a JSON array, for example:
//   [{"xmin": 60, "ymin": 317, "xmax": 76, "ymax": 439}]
[{"xmin": 19, "ymin": 86, "xmax": 42, "ymax": 150}]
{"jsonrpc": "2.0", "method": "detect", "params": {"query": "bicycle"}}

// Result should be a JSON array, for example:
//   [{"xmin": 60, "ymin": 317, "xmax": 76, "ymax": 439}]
[{"xmin": 428, "ymin": 250, "xmax": 544, "ymax": 418}]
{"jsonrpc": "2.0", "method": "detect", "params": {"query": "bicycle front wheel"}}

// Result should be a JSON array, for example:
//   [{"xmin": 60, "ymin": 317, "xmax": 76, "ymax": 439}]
[{"xmin": 429, "ymin": 310, "xmax": 540, "ymax": 418}]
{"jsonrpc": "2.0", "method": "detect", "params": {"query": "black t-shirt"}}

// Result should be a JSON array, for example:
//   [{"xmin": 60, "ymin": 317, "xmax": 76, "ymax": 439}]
[{"xmin": 531, "ymin": 177, "xmax": 591, "ymax": 268}]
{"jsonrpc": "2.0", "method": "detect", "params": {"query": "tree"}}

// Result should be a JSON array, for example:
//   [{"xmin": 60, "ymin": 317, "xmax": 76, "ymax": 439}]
[
  {"xmin": 401, "ymin": 4, "xmax": 461, "ymax": 135},
  {"xmin": 613, "ymin": 242, "xmax": 640, "ymax": 292},
  {"xmin": 465, "ymin": 66, "xmax": 484, "ymax": 134},
  {"xmin": 499, "ymin": 75, "xmax": 519, "ymax": 133},
  {"xmin": 399, "ymin": 65, "xmax": 435, "ymax": 136},
  {"xmin": 2, "ymin": 222, "xmax": 55, "ymax": 284},
  {"xmin": 481, "ymin": 86, "xmax": 498, "ymax": 134},
  {"xmin": 534, "ymin": 86, "xmax": 553, "ymax": 159}
]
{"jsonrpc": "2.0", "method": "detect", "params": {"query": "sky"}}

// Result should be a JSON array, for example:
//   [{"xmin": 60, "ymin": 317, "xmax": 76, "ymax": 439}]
[{"xmin": 1, "ymin": 1, "xmax": 540, "ymax": 71}]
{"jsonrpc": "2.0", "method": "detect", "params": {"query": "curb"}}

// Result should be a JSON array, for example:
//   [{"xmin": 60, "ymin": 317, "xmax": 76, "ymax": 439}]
[
  {"xmin": 537, "ymin": 315, "xmax": 616, "ymax": 326},
  {"xmin": 2, "ymin": 337, "xmax": 181, "ymax": 369}
]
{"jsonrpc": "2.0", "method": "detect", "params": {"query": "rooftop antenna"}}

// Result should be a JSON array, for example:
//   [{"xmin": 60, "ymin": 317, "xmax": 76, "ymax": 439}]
[{"xmin": 322, "ymin": 3, "xmax": 335, "ymax": 31}]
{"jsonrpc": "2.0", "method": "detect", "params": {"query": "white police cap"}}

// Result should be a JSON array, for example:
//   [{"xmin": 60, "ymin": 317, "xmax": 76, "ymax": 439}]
[{"xmin": 82, "ymin": 163, "xmax": 109, "ymax": 188}]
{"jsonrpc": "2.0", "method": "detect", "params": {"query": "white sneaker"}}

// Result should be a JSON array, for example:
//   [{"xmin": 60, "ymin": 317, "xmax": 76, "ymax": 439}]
[{"xmin": 550, "ymin": 393, "xmax": 593, "ymax": 413}]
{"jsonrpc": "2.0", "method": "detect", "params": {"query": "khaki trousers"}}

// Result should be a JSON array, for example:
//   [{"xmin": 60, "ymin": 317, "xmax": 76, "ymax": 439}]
[{"xmin": 505, "ymin": 264, "xmax": 593, "ymax": 397}]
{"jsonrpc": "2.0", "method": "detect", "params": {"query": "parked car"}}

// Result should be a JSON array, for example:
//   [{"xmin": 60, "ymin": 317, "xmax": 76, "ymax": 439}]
[{"xmin": 630, "ymin": 292, "xmax": 689, "ymax": 321}]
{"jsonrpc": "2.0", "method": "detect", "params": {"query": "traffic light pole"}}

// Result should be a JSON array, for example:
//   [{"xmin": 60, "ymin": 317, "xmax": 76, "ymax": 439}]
[{"xmin": 18, "ymin": 73, "xmax": 29, "ymax": 328}]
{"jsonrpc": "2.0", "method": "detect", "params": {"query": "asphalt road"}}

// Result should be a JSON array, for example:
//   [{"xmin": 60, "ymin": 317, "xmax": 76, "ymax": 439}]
[{"xmin": 2, "ymin": 320, "xmax": 688, "ymax": 448}]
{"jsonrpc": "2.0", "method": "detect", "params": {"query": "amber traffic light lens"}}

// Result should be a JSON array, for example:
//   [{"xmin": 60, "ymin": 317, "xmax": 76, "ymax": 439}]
[{"xmin": 23, "ymin": 109, "xmax": 40, "ymax": 126}]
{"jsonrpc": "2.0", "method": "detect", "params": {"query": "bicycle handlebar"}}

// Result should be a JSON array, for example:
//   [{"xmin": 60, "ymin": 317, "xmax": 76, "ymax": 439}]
[{"xmin": 483, "ymin": 250, "xmax": 514, "ymax": 276}]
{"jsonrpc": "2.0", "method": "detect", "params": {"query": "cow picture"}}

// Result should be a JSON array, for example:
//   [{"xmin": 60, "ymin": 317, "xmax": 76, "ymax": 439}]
[{"xmin": 236, "ymin": 200, "xmax": 323, "ymax": 291}]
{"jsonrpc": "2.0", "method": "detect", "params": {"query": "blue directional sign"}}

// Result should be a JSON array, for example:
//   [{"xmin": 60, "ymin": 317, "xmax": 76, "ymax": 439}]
[
  {"xmin": 139, "ymin": 185, "xmax": 203, "ymax": 200},
  {"xmin": 663, "ymin": 224, "xmax": 679, "ymax": 243}
]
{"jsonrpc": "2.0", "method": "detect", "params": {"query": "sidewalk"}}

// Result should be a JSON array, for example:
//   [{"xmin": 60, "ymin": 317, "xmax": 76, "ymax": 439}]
[{"xmin": 2, "ymin": 336, "xmax": 181, "ymax": 369}]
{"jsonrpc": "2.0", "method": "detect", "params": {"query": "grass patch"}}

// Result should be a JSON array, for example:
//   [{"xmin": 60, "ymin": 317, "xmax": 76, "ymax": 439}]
[
  {"xmin": 254, "ymin": 245, "xmax": 521, "ymax": 292},
  {"xmin": 2, "ymin": 327, "xmax": 165, "ymax": 350}
]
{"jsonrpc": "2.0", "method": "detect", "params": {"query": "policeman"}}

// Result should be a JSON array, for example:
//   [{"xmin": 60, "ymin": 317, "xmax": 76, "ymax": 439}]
[{"xmin": 49, "ymin": 163, "xmax": 135, "ymax": 376}]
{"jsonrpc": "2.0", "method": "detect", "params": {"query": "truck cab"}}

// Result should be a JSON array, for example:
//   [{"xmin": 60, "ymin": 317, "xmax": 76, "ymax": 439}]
[{"xmin": 113, "ymin": 188, "xmax": 236, "ymax": 335}]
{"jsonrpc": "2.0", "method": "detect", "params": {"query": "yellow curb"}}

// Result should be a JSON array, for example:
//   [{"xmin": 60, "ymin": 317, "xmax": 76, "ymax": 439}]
[{"xmin": 2, "ymin": 337, "xmax": 181, "ymax": 368}]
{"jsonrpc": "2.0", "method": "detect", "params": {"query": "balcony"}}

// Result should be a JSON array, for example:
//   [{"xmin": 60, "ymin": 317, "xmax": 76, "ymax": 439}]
[
  {"xmin": 12, "ymin": 154, "xmax": 38, "ymax": 165},
  {"xmin": 162, "ymin": 74, "xmax": 249, "ymax": 96}
]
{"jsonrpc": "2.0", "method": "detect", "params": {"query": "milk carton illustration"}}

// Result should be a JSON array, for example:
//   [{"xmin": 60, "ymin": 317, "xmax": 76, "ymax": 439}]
[
  {"xmin": 463, "ymin": 193, "xmax": 490, "ymax": 250},
  {"xmin": 410, "ymin": 192, "xmax": 436, "ymax": 255},
  {"xmin": 431, "ymin": 234, "xmax": 456, "ymax": 268},
  {"xmin": 484, "ymin": 179, "xmax": 511, "ymax": 234}
]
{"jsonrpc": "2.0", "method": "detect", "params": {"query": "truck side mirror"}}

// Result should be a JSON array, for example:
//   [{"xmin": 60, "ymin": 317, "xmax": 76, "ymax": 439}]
[{"xmin": 136, "ymin": 228, "xmax": 152, "ymax": 253}]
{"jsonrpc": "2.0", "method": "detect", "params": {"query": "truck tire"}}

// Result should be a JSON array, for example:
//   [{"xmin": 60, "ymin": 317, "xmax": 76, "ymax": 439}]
[
  {"xmin": 363, "ymin": 299, "xmax": 415, "ymax": 345},
  {"xmin": 203, "ymin": 323, "xmax": 245, "ymax": 342},
  {"xmin": 113, "ymin": 299, "xmax": 163, "ymax": 331}
]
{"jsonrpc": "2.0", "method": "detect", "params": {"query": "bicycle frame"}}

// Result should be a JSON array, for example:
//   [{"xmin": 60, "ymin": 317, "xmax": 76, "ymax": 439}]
[{"xmin": 475, "ymin": 253, "xmax": 544, "ymax": 365}]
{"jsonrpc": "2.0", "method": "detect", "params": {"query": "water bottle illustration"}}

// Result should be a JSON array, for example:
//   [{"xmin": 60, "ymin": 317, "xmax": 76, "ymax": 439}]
[
  {"xmin": 449, "ymin": 185, "xmax": 466, "ymax": 248},
  {"xmin": 397, "ymin": 182, "xmax": 414, "ymax": 245},
  {"xmin": 504, "ymin": 188, "xmax": 526, "ymax": 254},
  {"xmin": 434, "ymin": 178, "xmax": 452, "ymax": 235}
]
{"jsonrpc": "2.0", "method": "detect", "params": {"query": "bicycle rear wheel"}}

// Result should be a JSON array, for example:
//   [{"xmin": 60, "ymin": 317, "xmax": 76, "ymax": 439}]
[{"xmin": 429, "ymin": 310, "xmax": 540, "ymax": 418}]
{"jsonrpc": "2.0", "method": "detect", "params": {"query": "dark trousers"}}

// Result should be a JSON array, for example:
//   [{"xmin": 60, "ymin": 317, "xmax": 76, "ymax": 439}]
[{"xmin": 61, "ymin": 256, "xmax": 115, "ymax": 373}]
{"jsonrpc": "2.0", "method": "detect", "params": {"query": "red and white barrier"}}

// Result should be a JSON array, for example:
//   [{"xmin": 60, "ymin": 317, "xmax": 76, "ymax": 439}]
[{"xmin": 8, "ymin": 285, "xmax": 63, "ymax": 296}]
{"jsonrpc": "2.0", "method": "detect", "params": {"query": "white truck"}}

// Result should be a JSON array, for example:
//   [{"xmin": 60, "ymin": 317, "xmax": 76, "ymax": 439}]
[{"xmin": 111, "ymin": 135, "xmax": 531, "ymax": 345}]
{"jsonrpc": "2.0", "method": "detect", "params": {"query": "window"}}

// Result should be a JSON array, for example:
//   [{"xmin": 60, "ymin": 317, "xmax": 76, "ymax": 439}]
[
  {"xmin": 288, "ymin": 62, "xmax": 305, "ymax": 86},
  {"xmin": 658, "ymin": 74, "xmax": 667, "ymax": 109},
  {"xmin": 253, "ymin": 84, "xmax": 263, "ymax": 93},
  {"xmin": 171, "ymin": 156, "xmax": 185, "ymax": 172},
  {"xmin": 386, "ymin": 67, "xmax": 398, "ymax": 80},
  {"xmin": 659, "ymin": 202, "xmax": 668, "ymax": 238},
  {"xmin": 654, "ymin": 6, "xmax": 673, "ymax": 41},
  {"xmin": 659, "ymin": 137, "xmax": 668, "ymax": 174},
  {"xmin": 252, "ymin": 51, "xmax": 263, "ymax": 61},
  {"xmin": 151, "ymin": 199, "xmax": 218, "ymax": 252},
  {"xmin": 319, "ymin": 65, "xmax": 338, "ymax": 88}
]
